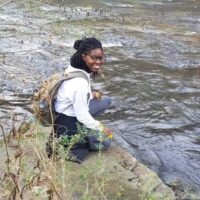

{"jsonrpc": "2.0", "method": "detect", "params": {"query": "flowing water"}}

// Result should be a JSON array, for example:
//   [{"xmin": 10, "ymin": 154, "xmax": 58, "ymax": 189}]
[{"xmin": 0, "ymin": 0, "xmax": 200, "ymax": 197}]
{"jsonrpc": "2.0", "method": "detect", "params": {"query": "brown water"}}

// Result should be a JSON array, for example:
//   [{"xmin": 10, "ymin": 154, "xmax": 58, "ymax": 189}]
[{"xmin": 0, "ymin": 0, "xmax": 200, "ymax": 197}]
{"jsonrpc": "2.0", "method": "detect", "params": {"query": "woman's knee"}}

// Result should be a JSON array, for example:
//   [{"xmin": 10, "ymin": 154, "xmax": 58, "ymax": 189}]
[
  {"xmin": 89, "ymin": 96, "xmax": 111, "ymax": 116},
  {"xmin": 102, "ymin": 96, "xmax": 111, "ymax": 109},
  {"xmin": 102, "ymin": 139, "xmax": 111, "ymax": 150}
]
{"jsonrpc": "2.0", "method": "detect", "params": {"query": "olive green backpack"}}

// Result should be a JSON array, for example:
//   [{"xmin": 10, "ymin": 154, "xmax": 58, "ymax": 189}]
[{"xmin": 32, "ymin": 70, "xmax": 89, "ymax": 126}]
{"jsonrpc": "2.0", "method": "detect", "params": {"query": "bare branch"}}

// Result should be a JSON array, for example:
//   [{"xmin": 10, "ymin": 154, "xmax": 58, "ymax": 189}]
[
  {"xmin": 0, "ymin": 124, "xmax": 11, "ymax": 171},
  {"xmin": 0, "ymin": 0, "xmax": 13, "ymax": 9}
]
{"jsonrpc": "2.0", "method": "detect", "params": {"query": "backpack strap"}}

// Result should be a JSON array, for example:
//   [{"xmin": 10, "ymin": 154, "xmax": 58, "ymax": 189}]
[
  {"xmin": 62, "ymin": 70, "xmax": 89, "ymax": 83},
  {"xmin": 49, "ymin": 70, "xmax": 89, "ymax": 99}
]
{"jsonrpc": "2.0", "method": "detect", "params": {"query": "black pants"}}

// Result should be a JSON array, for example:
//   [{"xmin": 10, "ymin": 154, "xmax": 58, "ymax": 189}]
[
  {"xmin": 48, "ymin": 113, "xmax": 89, "ymax": 162},
  {"xmin": 47, "ymin": 96, "xmax": 112, "ymax": 162}
]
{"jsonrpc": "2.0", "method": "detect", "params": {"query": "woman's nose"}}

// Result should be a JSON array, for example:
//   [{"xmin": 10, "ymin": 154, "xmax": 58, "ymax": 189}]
[{"xmin": 95, "ymin": 59, "xmax": 101, "ymax": 64}]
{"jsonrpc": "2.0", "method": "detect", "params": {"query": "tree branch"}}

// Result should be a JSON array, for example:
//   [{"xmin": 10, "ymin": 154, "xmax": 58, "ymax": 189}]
[{"xmin": 0, "ymin": 0, "xmax": 13, "ymax": 9}]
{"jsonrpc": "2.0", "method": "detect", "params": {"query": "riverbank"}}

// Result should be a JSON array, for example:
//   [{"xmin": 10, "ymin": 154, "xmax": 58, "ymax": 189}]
[{"xmin": 0, "ymin": 122, "xmax": 175, "ymax": 200}]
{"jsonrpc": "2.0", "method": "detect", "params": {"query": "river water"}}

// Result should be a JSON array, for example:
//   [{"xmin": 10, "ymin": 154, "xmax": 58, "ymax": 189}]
[{"xmin": 0, "ymin": 0, "xmax": 200, "ymax": 197}]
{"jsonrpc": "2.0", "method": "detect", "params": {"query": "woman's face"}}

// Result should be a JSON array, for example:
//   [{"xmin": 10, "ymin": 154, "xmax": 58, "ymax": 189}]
[{"xmin": 82, "ymin": 48, "xmax": 104, "ymax": 73}]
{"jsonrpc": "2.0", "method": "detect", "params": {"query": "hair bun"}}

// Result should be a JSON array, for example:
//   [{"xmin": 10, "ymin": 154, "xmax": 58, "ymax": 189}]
[{"xmin": 74, "ymin": 39, "xmax": 82, "ymax": 50}]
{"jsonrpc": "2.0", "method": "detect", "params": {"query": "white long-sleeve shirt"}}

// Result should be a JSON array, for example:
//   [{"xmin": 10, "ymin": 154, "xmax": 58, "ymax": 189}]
[{"xmin": 54, "ymin": 65, "xmax": 101, "ymax": 130}]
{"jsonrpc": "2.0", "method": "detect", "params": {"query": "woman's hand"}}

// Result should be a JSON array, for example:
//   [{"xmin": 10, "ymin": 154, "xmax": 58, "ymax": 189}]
[
  {"xmin": 92, "ymin": 90, "xmax": 101, "ymax": 99},
  {"xmin": 98, "ymin": 123, "xmax": 113, "ymax": 139},
  {"xmin": 102, "ymin": 127, "xmax": 113, "ymax": 139}
]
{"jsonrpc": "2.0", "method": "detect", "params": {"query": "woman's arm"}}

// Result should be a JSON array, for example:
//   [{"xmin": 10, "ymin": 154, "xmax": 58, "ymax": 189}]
[{"xmin": 72, "ymin": 78, "xmax": 101, "ymax": 130}]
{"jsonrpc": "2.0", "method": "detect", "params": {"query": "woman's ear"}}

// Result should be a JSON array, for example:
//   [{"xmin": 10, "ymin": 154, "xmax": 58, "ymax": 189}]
[{"xmin": 82, "ymin": 53, "xmax": 86, "ymax": 62}]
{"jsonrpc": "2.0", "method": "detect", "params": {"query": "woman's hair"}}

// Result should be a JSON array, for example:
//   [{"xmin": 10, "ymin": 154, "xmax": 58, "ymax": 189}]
[{"xmin": 70, "ymin": 37, "xmax": 103, "ymax": 73}]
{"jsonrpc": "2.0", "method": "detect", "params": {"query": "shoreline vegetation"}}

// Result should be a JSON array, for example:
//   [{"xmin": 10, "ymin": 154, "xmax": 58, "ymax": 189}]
[{"xmin": 0, "ymin": 120, "xmax": 175, "ymax": 200}]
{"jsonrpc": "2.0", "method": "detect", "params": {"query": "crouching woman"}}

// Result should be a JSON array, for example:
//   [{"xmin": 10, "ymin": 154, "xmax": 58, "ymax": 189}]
[{"xmin": 47, "ymin": 37, "xmax": 112, "ymax": 163}]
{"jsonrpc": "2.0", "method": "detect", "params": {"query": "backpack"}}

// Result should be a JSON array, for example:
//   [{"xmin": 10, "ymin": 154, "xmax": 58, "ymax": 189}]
[{"xmin": 31, "ymin": 70, "xmax": 89, "ymax": 126}]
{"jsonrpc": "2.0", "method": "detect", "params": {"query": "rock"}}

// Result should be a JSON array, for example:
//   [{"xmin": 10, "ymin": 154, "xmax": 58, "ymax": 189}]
[{"xmin": 79, "ymin": 145, "xmax": 176, "ymax": 200}]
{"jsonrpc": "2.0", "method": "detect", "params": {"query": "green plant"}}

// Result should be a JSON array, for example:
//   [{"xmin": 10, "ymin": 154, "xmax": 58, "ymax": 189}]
[{"xmin": 0, "ymin": 119, "xmax": 124, "ymax": 200}]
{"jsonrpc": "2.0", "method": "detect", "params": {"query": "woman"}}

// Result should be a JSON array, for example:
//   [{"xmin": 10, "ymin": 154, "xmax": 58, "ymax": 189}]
[{"xmin": 49, "ymin": 37, "xmax": 112, "ymax": 163}]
